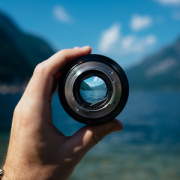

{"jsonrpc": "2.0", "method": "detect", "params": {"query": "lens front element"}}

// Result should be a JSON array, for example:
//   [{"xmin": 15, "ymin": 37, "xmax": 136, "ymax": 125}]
[{"xmin": 80, "ymin": 76, "xmax": 107, "ymax": 104}]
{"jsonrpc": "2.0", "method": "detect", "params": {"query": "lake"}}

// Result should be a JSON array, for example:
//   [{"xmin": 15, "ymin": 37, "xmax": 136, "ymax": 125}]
[
  {"xmin": 0, "ymin": 91, "xmax": 180, "ymax": 180},
  {"xmin": 80, "ymin": 90, "xmax": 107, "ymax": 103}
]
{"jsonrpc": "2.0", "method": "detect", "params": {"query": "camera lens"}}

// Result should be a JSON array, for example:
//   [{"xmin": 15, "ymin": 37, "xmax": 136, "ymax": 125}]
[{"xmin": 58, "ymin": 54, "xmax": 129, "ymax": 125}]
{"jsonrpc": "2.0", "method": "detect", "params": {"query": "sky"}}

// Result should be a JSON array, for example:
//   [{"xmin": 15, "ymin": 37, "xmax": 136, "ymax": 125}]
[
  {"xmin": 0, "ymin": 0, "xmax": 180, "ymax": 68},
  {"xmin": 84, "ymin": 76, "xmax": 104, "ymax": 87}
]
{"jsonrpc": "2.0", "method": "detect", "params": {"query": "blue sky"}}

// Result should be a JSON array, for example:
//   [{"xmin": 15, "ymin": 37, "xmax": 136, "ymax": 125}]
[
  {"xmin": 84, "ymin": 76, "xmax": 105, "ymax": 87},
  {"xmin": 0, "ymin": 0, "xmax": 180, "ymax": 68}
]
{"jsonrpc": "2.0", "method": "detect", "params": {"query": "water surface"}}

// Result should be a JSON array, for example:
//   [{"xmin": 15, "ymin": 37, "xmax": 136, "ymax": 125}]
[
  {"xmin": 80, "ymin": 90, "xmax": 107, "ymax": 103},
  {"xmin": 0, "ymin": 91, "xmax": 180, "ymax": 180}
]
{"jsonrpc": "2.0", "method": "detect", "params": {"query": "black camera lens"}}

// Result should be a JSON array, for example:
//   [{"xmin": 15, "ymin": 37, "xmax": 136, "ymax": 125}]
[{"xmin": 58, "ymin": 54, "xmax": 129, "ymax": 125}]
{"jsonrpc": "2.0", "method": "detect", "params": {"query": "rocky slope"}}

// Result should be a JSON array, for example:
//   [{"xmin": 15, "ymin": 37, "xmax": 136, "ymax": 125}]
[
  {"xmin": 80, "ymin": 81, "xmax": 93, "ymax": 91},
  {"xmin": 0, "ymin": 11, "xmax": 54, "ymax": 84},
  {"xmin": 126, "ymin": 38, "xmax": 180, "ymax": 90}
]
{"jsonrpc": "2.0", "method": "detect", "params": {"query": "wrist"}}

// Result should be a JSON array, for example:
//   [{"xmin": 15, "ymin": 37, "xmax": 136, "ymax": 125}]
[
  {"xmin": 1, "ymin": 165, "xmax": 22, "ymax": 180},
  {"xmin": 2, "ymin": 163, "xmax": 72, "ymax": 180},
  {"xmin": 2, "ymin": 164, "xmax": 40, "ymax": 180}
]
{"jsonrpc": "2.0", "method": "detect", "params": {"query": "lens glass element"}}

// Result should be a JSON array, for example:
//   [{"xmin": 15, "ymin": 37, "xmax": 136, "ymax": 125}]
[{"xmin": 79, "ymin": 76, "xmax": 107, "ymax": 104}]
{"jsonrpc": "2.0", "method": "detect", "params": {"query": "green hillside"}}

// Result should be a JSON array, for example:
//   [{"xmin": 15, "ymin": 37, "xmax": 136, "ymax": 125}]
[
  {"xmin": 80, "ymin": 81, "xmax": 93, "ymax": 91},
  {"xmin": 92, "ymin": 83, "xmax": 107, "ymax": 90},
  {"xmin": 0, "ymin": 11, "xmax": 55, "ymax": 83},
  {"xmin": 126, "ymin": 37, "xmax": 180, "ymax": 90}
]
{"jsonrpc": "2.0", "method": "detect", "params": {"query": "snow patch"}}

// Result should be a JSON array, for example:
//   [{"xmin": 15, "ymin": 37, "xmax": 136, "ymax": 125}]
[{"xmin": 145, "ymin": 58, "xmax": 177, "ymax": 78}]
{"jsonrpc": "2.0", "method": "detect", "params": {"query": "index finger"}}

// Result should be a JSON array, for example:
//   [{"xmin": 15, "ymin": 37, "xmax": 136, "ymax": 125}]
[
  {"xmin": 45, "ymin": 46, "xmax": 91, "ymax": 76},
  {"xmin": 25, "ymin": 46, "xmax": 92, "ymax": 101}
]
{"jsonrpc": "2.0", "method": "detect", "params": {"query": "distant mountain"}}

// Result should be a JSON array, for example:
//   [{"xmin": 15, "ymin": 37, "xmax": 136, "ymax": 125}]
[
  {"xmin": 0, "ymin": 11, "xmax": 55, "ymax": 83},
  {"xmin": 92, "ymin": 83, "xmax": 107, "ymax": 90},
  {"xmin": 80, "ymin": 81, "xmax": 93, "ymax": 91},
  {"xmin": 126, "ymin": 37, "xmax": 180, "ymax": 90}
]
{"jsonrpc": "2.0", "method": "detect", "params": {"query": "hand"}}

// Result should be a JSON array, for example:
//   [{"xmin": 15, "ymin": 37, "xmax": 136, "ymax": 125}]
[{"xmin": 2, "ymin": 46, "xmax": 123, "ymax": 180}]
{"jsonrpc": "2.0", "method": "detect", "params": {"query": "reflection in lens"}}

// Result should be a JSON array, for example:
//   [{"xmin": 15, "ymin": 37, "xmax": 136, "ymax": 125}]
[{"xmin": 80, "ymin": 76, "xmax": 107, "ymax": 104}]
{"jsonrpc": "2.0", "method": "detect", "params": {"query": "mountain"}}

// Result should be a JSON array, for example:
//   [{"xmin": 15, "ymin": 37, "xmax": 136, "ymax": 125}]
[
  {"xmin": 80, "ymin": 81, "xmax": 93, "ymax": 91},
  {"xmin": 126, "ymin": 37, "xmax": 180, "ymax": 90},
  {"xmin": 92, "ymin": 83, "xmax": 107, "ymax": 90},
  {"xmin": 0, "ymin": 11, "xmax": 55, "ymax": 84}
]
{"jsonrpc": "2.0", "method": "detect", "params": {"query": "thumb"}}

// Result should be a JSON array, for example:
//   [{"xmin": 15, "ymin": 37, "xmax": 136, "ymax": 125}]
[{"xmin": 68, "ymin": 119, "xmax": 123, "ymax": 163}]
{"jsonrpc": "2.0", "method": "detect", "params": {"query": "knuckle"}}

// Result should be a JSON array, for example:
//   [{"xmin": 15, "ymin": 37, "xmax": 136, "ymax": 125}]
[
  {"xmin": 59, "ymin": 49, "xmax": 68, "ymax": 59},
  {"xmin": 93, "ymin": 132, "xmax": 103, "ymax": 145},
  {"xmin": 60, "ymin": 49, "xmax": 67, "ymax": 55},
  {"xmin": 85, "ymin": 126, "xmax": 104, "ymax": 145},
  {"xmin": 91, "ymin": 127, "xmax": 110, "ymax": 145},
  {"xmin": 64, "ymin": 157, "xmax": 77, "ymax": 166},
  {"xmin": 34, "ymin": 62, "xmax": 46, "ymax": 75},
  {"xmin": 13, "ymin": 105, "xmax": 20, "ymax": 116}
]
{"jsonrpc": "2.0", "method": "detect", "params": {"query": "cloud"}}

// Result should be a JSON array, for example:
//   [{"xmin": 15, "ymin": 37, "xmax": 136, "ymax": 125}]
[
  {"xmin": 98, "ymin": 23, "xmax": 121, "ymax": 52},
  {"xmin": 121, "ymin": 35, "xmax": 157, "ymax": 53},
  {"xmin": 94, "ymin": 77, "xmax": 103, "ymax": 82},
  {"xmin": 53, "ymin": 5, "xmax": 72, "ymax": 23},
  {"xmin": 98, "ymin": 23, "xmax": 157, "ymax": 54},
  {"xmin": 155, "ymin": 0, "xmax": 180, "ymax": 5},
  {"xmin": 130, "ymin": 14, "xmax": 153, "ymax": 31},
  {"xmin": 172, "ymin": 11, "xmax": 180, "ymax": 20}
]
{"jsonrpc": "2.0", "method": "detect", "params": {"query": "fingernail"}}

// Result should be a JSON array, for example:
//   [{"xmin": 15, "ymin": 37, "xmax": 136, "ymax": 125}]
[
  {"xmin": 74, "ymin": 47, "xmax": 80, "ymax": 49},
  {"xmin": 80, "ymin": 46, "xmax": 90, "ymax": 50}
]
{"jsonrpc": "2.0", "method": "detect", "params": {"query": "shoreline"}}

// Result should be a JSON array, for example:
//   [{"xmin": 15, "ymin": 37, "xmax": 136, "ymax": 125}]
[{"xmin": 0, "ymin": 84, "xmax": 180, "ymax": 95}]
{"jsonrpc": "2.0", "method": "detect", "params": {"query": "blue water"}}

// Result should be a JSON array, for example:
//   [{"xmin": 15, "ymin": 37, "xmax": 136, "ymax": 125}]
[
  {"xmin": 0, "ymin": 91, "xmax": 180, "ymax": 180},
  {"xmin": 80, "ymin": 90, "xmax": 107, "ymax": 103}
]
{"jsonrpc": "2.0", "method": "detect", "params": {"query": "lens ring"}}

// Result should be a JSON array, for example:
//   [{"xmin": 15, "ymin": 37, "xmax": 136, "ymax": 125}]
[{"xmin": 58, "ymin": 54, "xmax": 129, "ymax": 125}]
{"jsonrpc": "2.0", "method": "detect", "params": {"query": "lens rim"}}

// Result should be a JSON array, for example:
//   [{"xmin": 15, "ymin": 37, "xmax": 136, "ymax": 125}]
[{"xmin": 58, "ymin": 54, "xmax": 129, "ymax": 125}]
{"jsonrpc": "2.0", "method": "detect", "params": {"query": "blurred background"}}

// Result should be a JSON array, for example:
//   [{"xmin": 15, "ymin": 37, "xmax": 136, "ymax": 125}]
[{"xmin": 0, "ymin": 0, "xmax": 180, "ymax": 179}]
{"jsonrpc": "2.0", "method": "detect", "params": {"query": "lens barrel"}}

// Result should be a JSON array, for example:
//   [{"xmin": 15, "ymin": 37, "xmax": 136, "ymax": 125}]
[{"xmin": 58, "ymin": 54, "xmax": 129, "ymax": 125}]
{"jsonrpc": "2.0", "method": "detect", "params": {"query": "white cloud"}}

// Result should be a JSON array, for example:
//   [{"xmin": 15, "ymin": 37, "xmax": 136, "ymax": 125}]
[
  {"xmin": 94, "ymin": 77, "xmax": 103, "ymax": 82},
  {"xmin": 53, "ymin": 5, "xmax": 72, "ymax": 23},
  {"xmin": 172, "ymin": 11, "xmax": 180, "ymax": 20},
  {"xmin": 98, "ymin": 23, "xmax": 121, "ymax": 52},
  {"xmin": 121, "ymin": 36, "xmax": 136, "ymax": 50},
  {"xmin": 98, "ymin": 23, "xmax": 157, "ymax": 54},
  {"xmin": 130, "ymin": 14, "xmax": 153, "ymax": 31},
  {"xmin": 156, "ymin": 0, "xmax": 180, "ymax": 5}
]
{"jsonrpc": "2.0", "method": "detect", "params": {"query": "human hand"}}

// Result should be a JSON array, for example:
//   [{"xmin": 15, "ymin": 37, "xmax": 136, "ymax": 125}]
[{"xmin": 2, "ymin": 46, "xmax": 123, "ymax": 180}]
